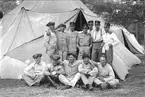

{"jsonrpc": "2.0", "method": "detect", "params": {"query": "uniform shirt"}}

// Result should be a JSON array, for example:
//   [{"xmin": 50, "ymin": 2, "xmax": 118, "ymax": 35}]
[
  {"xmin": 77, "ymin": 33, "xmax": 92, "ymax": 46},
  {"xmin": 24, "ymin": 61, "xmax": 46, "ymax": 74},
  {"xmin": 97, "ymin": 62, "xmax": 115, "ymax": 82},
  {"xmin": 78, "ymin": 60, "xmax": 98, "ymax": 75},
  {"xmin": 46, "ymin": 62, "xmax": 65, "ymax": 74},
  {"xmin": 63, "ymin": 60, "xmax": 79, "ymax": 77},
  {"xmin": 67, "ymin": 31, "xmax": 78, "ymax": 52},
  {"xmin": 44, "ymin": 28, "xmax": 57, "ymax": 50},
  {"xmin": 56, "ymin": 31, "xmax": 68, "ymax": 51},
  {"xmin": 87, "ymin": 29, "xmax": 93, "ymax": 34},
  {"xmin": 90, "ymin": 29, "xmax": 103, "ymax": 42}
]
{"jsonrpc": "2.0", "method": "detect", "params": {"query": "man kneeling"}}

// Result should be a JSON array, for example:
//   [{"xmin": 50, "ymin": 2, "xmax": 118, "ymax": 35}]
[
  {"xmin": 59, "ymin": 53, "xmax": 81, "ymax": 89},
  {"xmin": 23, "ymin": 53, "xmax": 46, "ymax": 86},
  {"xmin": 94, "ymin": 55, "xmax": 119, "ymax": 89},
  {"xmin": 78, "ymin": 53, "xmax": 98, "ymax": 90}
]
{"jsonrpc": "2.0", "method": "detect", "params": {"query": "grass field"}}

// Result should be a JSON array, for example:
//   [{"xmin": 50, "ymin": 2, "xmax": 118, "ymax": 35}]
[{"xmin": 0, "ymin": 55, "xmax": 144, "ymax": 97}]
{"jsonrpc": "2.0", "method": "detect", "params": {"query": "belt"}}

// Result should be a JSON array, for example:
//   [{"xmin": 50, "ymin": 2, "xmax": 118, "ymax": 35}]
[
  {"xmin": 79, "ymin": 45, "xmax": 90, "ymax": 47},
  {"xmin": 93, "ymin": 40, "xmax": 103, "ymax": 43}
]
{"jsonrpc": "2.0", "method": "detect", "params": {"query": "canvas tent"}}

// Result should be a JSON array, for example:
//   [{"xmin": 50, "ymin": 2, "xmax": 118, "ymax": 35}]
[
  {"xmin": 0, "ymin": 0, "xmax": 104, "ymax": 79},
  {"xmin": 0, "ymin": 0, "xmax": 143, "ymax": 80},
  {"xmin": 110, "ymin": 26, "xmax": 145, "ymax": 55}
]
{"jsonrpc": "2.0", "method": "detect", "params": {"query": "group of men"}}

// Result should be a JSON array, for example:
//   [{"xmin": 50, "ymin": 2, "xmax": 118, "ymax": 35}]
[
  {"xmin": 44, "ymin": 20, "xmax": 119, "ymax": 64},
  {"xmin": 22, "ymin": 20, "xmax": 119, "ymax": 91}
]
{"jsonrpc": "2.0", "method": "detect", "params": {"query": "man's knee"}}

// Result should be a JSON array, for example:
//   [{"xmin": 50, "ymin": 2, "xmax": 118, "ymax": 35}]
[
  {"xmin": 58, "ymin": 74, "xmax": 65, "ymax": 80},
  {"xmin": 109, "ymin": 79, "xmax": 119, "ymax": 87}
]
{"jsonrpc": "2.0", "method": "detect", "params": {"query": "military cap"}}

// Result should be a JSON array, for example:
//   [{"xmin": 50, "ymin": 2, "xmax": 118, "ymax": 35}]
[
  {"xmin": 82, "ymin": 53, "xmax": 90, "ymax": 59},
  {"xmin": 57, "ymin": 23, "xmax": 66, "ymax": 28},
  {"xmin": 100, "ymin": 53, "xmax": 107, "ymax": 59},
  {"xmin": 88, "ymin": 20, "xmax": 93, "ymax": 24},
  {"xmin": 50, "ymin": 54, "xmax": 60, "ymax": 61},
  {"xmin": 46, "ymin": 22, "xmax": 55, "ymax": 27},
  {"xmin": 95, "ymin": 20, "xmax": 100, "ymax": 25},
  {"xmin": 82, "ymin": 24, "xmax": 88, "ymax": 29},
  {"xmin": 67, "ymin": 53, "xmax": 77, "ymax": 58},
  {"xmin": 105, "ymin": 22, "xmax": 111, "ymax": 28},
  {"xmin": 32, "ymin": 53, "xmax": 42, "ymax": 59},
  {"xmin": 70, "ymin": 22, "xmax": 75, "ymax": 27}
]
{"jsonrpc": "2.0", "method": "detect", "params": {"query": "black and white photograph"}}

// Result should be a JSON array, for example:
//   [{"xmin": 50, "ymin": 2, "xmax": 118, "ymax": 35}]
[{"xmin": 0, "ymin": 0, "xmax": 145, "ymax": 97}]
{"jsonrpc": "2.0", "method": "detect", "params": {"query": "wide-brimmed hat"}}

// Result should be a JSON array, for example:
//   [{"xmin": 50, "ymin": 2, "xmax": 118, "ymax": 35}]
[{"xmin": 32, "ymin": 53, "xmax": 42, "ymax": 59}]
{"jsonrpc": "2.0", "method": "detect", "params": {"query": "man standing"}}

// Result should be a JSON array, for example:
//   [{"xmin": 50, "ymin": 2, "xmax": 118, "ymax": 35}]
[
  {"xmin": 102, "ymin": 22, "xmax": 119, "ymax": 65},
  {"xmin": 56, "ymin": 24, "xmax": 69, "ymax": 61},
  {"xmin": 44, "ymin": 54, "xmax": 65, "ymax": 89},
  {"xmin": 77, "ymin": 25, "xmax": 92, "ymax": 59},
  {"xmin": 44, "ymin": 22, "xmax": 57, "ymax": 60},
  {"xmin": 94, "ymin": 55, "xmax": 119, "ymax": 89},
  {"xmin": 59, "ymin": 53, "xmax": 81, "ymax": 89},
  {"xmin": 78, "ymin": 53, "xmax": 98, "ymax": 90},
  {"xmin": 91, "ymin": 20, "xmax": 104, "ymax": 62},
  {"xmin": 87, "ymin": 20, "xmax": 94, "ymax": 34},
  {"xmin": 67, "ymin": 22, "xmax": 78, "ymax": 56},
  {"xmin": 23, "ymin": 53, "xmax": 46, "ymax": 86}
]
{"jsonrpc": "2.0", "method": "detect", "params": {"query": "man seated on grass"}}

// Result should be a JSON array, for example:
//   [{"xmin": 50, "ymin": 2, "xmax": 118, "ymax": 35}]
[
  {"xmin": 94, "ymin": 55, "xmax": 119, "ymax": 90},
  {"xmin": 78, "ymin": 53, "xmax": 98, "ymax": 91},
  {"xmin": 23, "ymin": 53, "xmax": 46, "ymax": 86},
  {"xmin": 58, "ymin": 53, "xmax": 81, "ymax": 89},
  {"xmin": 44, "ymin": 54, "xmax": 65, "ymax": 89}
]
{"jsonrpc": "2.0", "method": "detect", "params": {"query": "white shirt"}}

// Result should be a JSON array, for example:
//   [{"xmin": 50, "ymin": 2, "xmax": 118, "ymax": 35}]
[
  {"xmin": 98, "ymin": 63, "xmax": 115, "ymax": 82},
  {"xmin": 90, "ymin": 29, "xmax": 103, "ymax": 42},
  {"xmin": 103, "ymin": 32, "xmax": 119, "ymax": 46},
  {"xmin": 24, "ymin": 61, "xmax": 46, "ymax": 74}
]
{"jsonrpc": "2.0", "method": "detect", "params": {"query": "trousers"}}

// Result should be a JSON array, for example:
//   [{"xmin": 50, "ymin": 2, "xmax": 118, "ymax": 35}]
[
  {"xmin": 22, "ymin": 74, "xmax": 44, "ymax": 86},
  {"xmin": 59, "ymin": 73, "xmax": 81, "ymax": 87}
]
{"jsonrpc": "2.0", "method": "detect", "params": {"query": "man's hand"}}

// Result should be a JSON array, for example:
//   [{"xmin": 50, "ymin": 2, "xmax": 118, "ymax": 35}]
[
  {"xmin": 30, "ymin": 74, "xmax": 36, "ymax": 79},
  {"xmin": 98, "ymin": 77, "xmax": 105, "ymax": 82}
]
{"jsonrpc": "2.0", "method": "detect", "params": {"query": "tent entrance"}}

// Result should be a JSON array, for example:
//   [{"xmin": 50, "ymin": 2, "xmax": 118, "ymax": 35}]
[{"xmin": 74, "ymin": 10, "xmax": 87, "ymax": 31}]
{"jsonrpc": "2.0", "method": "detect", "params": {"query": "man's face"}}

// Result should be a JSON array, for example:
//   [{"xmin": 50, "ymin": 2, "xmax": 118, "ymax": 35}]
[
  {"xmin": 60, "ymin": 26, "xmax": 66, "ymax": 32},
  {"xmin": 34, "ymin": 57, "xmax": 41, "ymax": 64},
  {"xmin": 95, "ymin": 24, "xmax": 100, "ymax": 30},
  {"xmin": 104, "ymin": 26, "xmax": 110, "ymax": 32},
  {"xmin": 83, "ymin": 28, "xmax": 88, "ymax": 33},
  {"xmin": 100, "ymin": 57, "xmax": 106, "ymax": 67},
  {"xmin": 51, "ymin": 59, "xmax": 58, "ymax": 66},
  {"xmin": 70, "ymin": 26, "xmax": 75, "ymax": 31},
  {"xmin": 68, "ymin": 55, "xmax": 75, "ymax": 63},
  {"xmin": 83, "ymin": 57, "xmax": 90, "ymax": 65},
  {"xmin": 49, "ymin": 25, "xmax": 55, "ymax": 30},
  {"xmin": 88, "ymin": 23, "xmax": 93, "ymax": 30}
]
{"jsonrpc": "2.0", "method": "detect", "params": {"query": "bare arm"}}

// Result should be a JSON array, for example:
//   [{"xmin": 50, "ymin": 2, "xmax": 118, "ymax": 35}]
[
  {"xmin": 77, "ymin": 34, "xmax": 80, "ymax": 48},
  {"xmin": 89, "ymin": 36, "xmax": 93, "ymax": 48}
]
